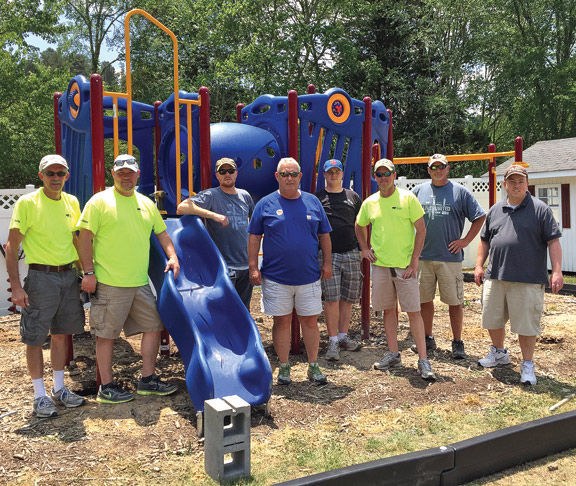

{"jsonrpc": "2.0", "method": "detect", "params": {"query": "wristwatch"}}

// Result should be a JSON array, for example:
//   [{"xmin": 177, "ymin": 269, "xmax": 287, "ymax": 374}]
[{"xmin": 84, "ymin": 271, "xmax": 95, "ymax": 276}]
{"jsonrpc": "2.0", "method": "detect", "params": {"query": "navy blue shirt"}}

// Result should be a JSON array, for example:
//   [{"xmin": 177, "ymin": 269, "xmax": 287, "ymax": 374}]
[
  {"xmin": 249, "ymin": 191, "xmax": 332, "ymax": 285},
  {"xmin": 481, "ymin": 192, "xmax": 561, "ymax": 284}
]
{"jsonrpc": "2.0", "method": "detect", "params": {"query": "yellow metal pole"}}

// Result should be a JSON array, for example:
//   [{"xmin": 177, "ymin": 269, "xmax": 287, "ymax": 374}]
[
  {"xmin": 124, "ymin": 9, "xmax": 181, "ymax": 202},
  {"xmin": 393, "ymin": 151, "xmax": 515, "ymax": 165}
]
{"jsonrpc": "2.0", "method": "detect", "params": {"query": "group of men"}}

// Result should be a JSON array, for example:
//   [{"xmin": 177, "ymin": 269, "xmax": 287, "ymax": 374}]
[{"xmin": 8, "ymin": 149, "xmax": 563, "ymax": 417}]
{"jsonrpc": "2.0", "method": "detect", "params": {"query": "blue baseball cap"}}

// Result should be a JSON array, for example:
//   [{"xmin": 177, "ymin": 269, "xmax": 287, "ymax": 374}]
[{"xmin": 323, "ymin": 159, "xmax": 343, "ymax": 172}]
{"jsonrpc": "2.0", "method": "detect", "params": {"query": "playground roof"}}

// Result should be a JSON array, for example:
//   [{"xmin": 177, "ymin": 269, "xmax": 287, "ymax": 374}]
[{"xmin": 485, "ymin": 137, "xmax": 576, "ymax": 179}]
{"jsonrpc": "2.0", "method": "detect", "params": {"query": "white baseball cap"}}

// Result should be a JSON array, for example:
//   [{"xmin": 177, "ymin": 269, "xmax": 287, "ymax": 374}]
[
  {"xmin": 113, "ymin": 154, "xmax": 139, "ymax": 172},
  {"xmin": 39, "ymin": 154, "xmax": 69, "ymax": 172}
]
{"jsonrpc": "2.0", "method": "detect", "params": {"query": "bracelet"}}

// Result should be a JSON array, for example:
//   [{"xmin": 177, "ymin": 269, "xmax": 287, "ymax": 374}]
[{"xmin": 84, "ymin": 271, "xmax": 95, "ymax": 276}]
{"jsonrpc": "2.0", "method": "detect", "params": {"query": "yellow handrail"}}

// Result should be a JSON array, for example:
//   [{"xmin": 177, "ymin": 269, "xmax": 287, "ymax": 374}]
[
  {"xmin": 393, "ymin": 151, "xmax": 515, "ymax": 165},
  {"xmin": 124, "ymin": 9, "xmax": 184, "ymax": 203}
]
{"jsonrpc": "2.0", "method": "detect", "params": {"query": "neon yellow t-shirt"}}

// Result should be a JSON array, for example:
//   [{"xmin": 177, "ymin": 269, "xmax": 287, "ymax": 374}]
[
  {"xmin": 9, "ymin": 189, "xmax": 80, "ymax": 265},
  {"xmin": 77, "ymin": 188, "xmax": 167, "ymax": 287},
  {"xmin": 356, "ymin": 187, "xmax": 425, "ymax": 268}
]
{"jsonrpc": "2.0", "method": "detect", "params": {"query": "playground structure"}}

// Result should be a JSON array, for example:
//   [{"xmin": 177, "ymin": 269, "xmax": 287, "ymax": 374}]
[{"xmin": 49, "ymin": 9, "xmax": 525, "ymax": 416}]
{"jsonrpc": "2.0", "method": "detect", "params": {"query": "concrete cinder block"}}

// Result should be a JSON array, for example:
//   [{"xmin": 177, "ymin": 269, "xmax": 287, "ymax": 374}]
[{"xmin": 204, "ymin": 395, "xmax": 251, "ymax": 482}]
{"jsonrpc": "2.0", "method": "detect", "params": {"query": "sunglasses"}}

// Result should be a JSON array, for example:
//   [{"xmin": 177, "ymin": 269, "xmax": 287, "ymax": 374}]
[
  {"xmin": 279, "ymin": 171, "xmax": 300, "ymax": 178},
  {"xmin": 217, "ymin": 168, "xmax": 236, "ymax": 175},
  {"xmin": 374, "ymin": 170, "xmax": 395, "ymax": 178},
  {"xmin": 43, "ymin": 170, "xmax": 68, "ymax": 177},
  {"xmin": 429, "ymin": 164, "xmax": 447, "ymax": 171},
  {"xmin": 114, "ymin": 158, "xmax": 138, "ymax": 167}
]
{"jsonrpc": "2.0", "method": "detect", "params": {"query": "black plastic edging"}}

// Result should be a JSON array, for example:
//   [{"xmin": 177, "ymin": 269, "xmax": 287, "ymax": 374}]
[
  {"xmin": 441, "ymin": 409, "xmax": 576, "ymax": 485},
  {"xmin": 275, "ymin": 410, "xmax": 576, "ymax": 486},
  {"xmin": 276, "ymin": 446, "xmax": 454, "ymax": 486}
]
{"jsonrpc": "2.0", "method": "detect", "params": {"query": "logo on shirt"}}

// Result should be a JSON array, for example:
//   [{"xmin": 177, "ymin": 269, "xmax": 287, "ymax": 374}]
[
  {"xmin": 307, "ymin": 215, "xmax": 312, "ymax": 220},
  {"xmin": 65, "ymin": 213, "xmax": 71, "ymax": 218},
  {"xmin": 137, "ymin": 207, "xmax": 141, "ymax": 211},
  {"xmin": 276, "ymin": 209, "xmax": 283, "ymax": 216}
]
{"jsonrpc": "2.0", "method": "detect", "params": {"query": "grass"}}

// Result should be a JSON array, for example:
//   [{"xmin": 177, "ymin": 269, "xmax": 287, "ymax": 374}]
[{"xmin": 192, "ymin": 385, "xmax": 576, "ymax": 485}]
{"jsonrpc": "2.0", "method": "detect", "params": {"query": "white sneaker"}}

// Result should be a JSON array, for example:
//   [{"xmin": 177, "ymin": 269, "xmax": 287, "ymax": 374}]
[
  {"xmin": 478, "ymin": 345, "xmax": 511, "ymax": 367},
  {"xmin": 325, "ymin": 339, "xmax": 340, "ymax": 361},
  {"xmin": 520, "ymin": 361, "xmax": 537, "ymax": 385}
]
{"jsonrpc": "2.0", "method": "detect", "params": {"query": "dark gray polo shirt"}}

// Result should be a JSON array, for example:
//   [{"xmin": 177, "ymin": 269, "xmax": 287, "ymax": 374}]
[{"xmin": 481, "ymin": 192, "xmax": 561, "ymax": 284}]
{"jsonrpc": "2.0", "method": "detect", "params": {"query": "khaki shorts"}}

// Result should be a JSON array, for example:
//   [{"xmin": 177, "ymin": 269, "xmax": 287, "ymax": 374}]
[
  {"xmin": 89, "ymin": 283, "xmax": 164, "ymax": 339},
  {"xmin": 418, "ymin": 260, "xmax": 464, "ymax": 305},
  {"xmin": 261, "ymin": 277, "xmax": 322, "ymax": 317},
  {"xmin": 372, "ymin": 265, "xmax": 421, "ymax": 313},
  {"xmin": 481, "ymin": 279, "xmax": 544, "ymax": 336}
]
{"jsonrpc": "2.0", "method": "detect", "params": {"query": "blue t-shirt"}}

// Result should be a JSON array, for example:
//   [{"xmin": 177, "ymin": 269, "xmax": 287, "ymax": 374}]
[
  {"xmin": 192, "ymin": 187, "xmax": 254, "ymax": 270},
  {"xmin": 412, "ymin": 181, "xmax": 485, "ymax": 262},
  {"xmin": 248, "ymin": 191, "xmax": 332, "ymax": 285}
]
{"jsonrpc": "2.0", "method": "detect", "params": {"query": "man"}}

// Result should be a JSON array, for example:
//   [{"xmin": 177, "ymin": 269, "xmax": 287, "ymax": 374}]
[
  {"xmin": 177, "ymin": 157, "xmax": 254, "ymax": 309},
  {"xmin": 248, "ymin": 157, "xmax": 332, "ymax": 385},
  {"xmin": 78, "ymin": 154, "xmax": 180, "ymax": 403},
  {"xmin": 6, "ymin": 154, "xmax": 86, "ymax": 417},
  {"xmin": 355, "ymin": 158, "xmax": 435, "ymax": 380},
  {"xmin": 412, "ymin": 153, "xmax": 486, "ymax": 359},
  {"xmin": 315, "ymin": 159, "xmax": 362, "ymax": 361},
  {"xmin": 475, "ymin": 164, "xmax": 563, "ymax": 385}
]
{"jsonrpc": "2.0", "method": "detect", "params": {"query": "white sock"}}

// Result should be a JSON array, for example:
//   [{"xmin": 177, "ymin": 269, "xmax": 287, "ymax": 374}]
[
  {"xmin": 32, "ymin": 378, "xmax": 46, "ymax": 399},
  {"xmin": 338, "ymin": 333, "xmax": 347, "ymax": 341},
  {"xmin": 53, "ymin": 370, "xmax": 65, "ymax": 392},
  {"xmin": 329, "ymin": 336, "xmax": 338, "ymax": 344}
]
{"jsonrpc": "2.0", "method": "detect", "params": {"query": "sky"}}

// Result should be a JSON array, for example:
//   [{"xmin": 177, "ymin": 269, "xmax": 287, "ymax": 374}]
[{"xmin": 26, "ymin": 33, "xmax": 120, "ymax": 65}]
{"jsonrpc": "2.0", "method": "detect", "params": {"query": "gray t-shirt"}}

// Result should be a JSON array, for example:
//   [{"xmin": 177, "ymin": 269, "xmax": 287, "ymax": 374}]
[
  {"xmin": 481, "ymin": 192, "xmax": 562, "ymax": 284},
  {"xmin": 412, "ymin": 181, "xmax": 485, "ymax": 262},
  {"xmin": 191, "ymin": 187, "xmax": 254, "ymax": 270}
]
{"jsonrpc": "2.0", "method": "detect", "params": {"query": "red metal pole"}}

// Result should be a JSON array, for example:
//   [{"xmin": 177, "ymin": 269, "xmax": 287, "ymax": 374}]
[
  {"xmin": 199, "ymin": 86, "xmax": 212, "ymax": 190},
  {"xmin": 386, "ymin": 109, "xmax": 393, "ymax": 161},
  {"xmin": 288, "ymin": 89, "xmax": 302, "ymax": 354},
  {"xmin": 154, "ymin": 100, "xmax": 163, "ymax": 191},
  {"xmin": 515, "ymin": 136, "xmax": 523, "ymax": 164},
  {"xmin": 288, "ymin": 90, "xmax": 299, "ymax": 161},
  {"xmin": 372, "ymin": 143, "xmax": 381, "ymax": 163},
  {"xmin": 90, "ymin": 74, "xmax": 106, "ymax": 194},
  {"xmin": 488, "ymin": 143, "xmax": 496, "ymax": 207},
  {"xmin": 307, "ymin": 84, "xmax": 316, "ymax": 94},
  {"xmin": 360, "ymin": 97, "xmax": 372, "ymax": 340},
  {"xmin": 236, "ymin": 103, "xmax": 244, "ymax": 123},
  {"xmin": 53, "ymin": 93, "xmax": 62, "ymax": 155}
]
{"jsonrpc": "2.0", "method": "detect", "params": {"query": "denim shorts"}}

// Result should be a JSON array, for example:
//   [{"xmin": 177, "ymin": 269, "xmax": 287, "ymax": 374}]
[{"xmin": 20, "ymin": 269, "xmax": 85, "ymax": 346}]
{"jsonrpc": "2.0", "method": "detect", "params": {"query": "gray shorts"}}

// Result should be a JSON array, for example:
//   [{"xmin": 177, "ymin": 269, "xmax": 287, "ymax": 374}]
[
  {"xmin": 89, "ymin": 283, "xmax": 164, "ymax": 339},
  {"xmin": 320, "ymin": 249, "xmax": 362, "ymax": 303},
  {"xmin": 20, "ymin": 269, "xmax": 85, "ymax": 346}
]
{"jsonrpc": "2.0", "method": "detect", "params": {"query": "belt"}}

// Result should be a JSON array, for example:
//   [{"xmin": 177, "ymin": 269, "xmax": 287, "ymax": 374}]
[{"xmin": 29, "ymin": 263, "xmax": 74, "ymax": 273}]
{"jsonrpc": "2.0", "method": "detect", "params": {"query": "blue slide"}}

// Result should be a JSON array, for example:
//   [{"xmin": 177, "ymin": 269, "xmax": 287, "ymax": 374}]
[{"xmin": 148, "ymin": 215, "xmax": 272, "ymax": 412}]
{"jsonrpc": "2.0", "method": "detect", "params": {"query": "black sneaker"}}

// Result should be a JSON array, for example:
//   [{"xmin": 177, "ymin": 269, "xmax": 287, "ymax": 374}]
[
  {"xmin": 137, "ymin": 375, "xmax": 177, "ymax": 396},
  {"xmin": 97, "ymin": 382, "xmax": 134, "ymax": 404},
  {"xmin": 411, "ymin": 336, "xmax": 437, "ymax": 354},
  {"xmin": 452, "ymin": 340, "xmax": 466, "ymax": 359}
]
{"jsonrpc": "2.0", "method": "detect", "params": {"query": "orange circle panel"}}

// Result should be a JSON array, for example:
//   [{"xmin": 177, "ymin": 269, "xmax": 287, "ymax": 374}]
[{"xmin": 327, "ymin": 94, "xmax": 350, "ymax": 124}]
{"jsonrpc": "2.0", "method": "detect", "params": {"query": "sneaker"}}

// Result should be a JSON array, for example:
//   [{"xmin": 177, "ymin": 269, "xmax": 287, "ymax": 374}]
[
  {"xmin": 418, "ymin": 358, "xmax": 436, "ymax": 380},
  {"xmin": 52, "ymin": 386, "xmax": 86, "ymax": 408},
  {"xmin": 339, "ymin": 335, "xmax": 361, "ymax": 351},
  {"xmin": 277, "ymin": 363, "xmax": 291, "ymax": 385},
  {"xmin": 451, "ymin": 340, "xmax": 466, "ymax": 360},
  {"xmin": 137, "ymin": 375, "xmax": 177, "ymax": 396},
  {"xmin": 478, "ymin": 346, "xmax": 511, "ymax": 368},
  {"xmin": 307, "ymin": 363, "xmax": 328, "ymax": 385},
  {"xmin": 411, "ymin": 336, "xmax": 437, "ymax": 354},
  {"xmin": 373, "ymin": 351, "xmax": 402, "ymax": 371},
  {"xmin": 33, "ymin": 396, "xmax": 58, "ymax": 418},
  {"xmin": 97, "ymin": 382, "xmax": 134, "ymax": 404},
  {"xmin": 520, "ymin": 361, "xmax": 537, "ymax": 386},
  {"xmin": 325, "ymin": 340, "xmax": 340, "ymax": 361}
]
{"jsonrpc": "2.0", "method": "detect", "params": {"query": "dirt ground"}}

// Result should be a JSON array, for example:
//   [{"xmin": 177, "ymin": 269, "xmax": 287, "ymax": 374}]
[{"xmin": 1, "ymin": 281, "xmax": 576, "ymax": 485}]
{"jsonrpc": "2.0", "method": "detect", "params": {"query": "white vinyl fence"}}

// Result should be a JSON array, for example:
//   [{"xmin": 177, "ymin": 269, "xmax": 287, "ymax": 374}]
[{"xmin": 0, "ymin": 186, "xmax": 36, "ymax": 315}]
